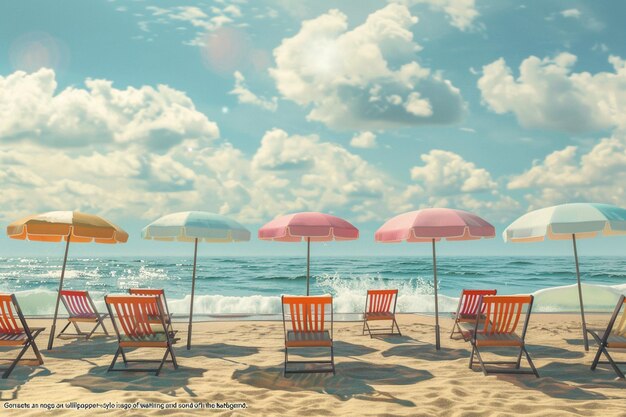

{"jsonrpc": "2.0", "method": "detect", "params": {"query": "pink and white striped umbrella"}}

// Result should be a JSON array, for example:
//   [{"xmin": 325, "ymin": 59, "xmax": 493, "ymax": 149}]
[
  {"xmin": 376, "ymin": 208, "xmax": 495, "ymax": 350},
  {"xmin": 259, "ymin": 212, "xmax": 359, "ymax": 294}
]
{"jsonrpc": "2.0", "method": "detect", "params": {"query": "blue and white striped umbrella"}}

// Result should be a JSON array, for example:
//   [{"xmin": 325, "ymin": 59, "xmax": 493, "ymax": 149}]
[
  {"xmin": 504, "ymin": 203, "xmax": 626, "ymax": 351},
  {"xmin": 143, "ymin": 211, "xmax": 250, "ymax": 349}
]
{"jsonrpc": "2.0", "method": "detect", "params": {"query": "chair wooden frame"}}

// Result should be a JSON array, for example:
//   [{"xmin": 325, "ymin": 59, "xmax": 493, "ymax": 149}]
[
  {"xmin": 588, "ymin": 295, "xmax": 626, "ymax": 379},
  {"xmin": 450, "ymin": 289, "xmax": 497, "ymax": 340},
  {"xmin": 282, "ymin": 295, "xmax": 334, "ymax": 376},
  {"xmin": 468, "ymin": 295, "xmax": 539, "ymax": 377},
  {"xmin": 128, "ymin": 288, "xmax": 175, "ymax": 334},
  {"xmin": 105, "ymin": 295, "xmax": 178, "ymax": 376},
  {"xmin": 0, "ymin": 294, "xmax": 45, "ymax": 379},
  {"xmin": 362, "ymin": 289, "xmax": 401, "ymax": 338},
  {"xmin": 58, "ymin": 290, "xmax": 109, "ymax": 340}
]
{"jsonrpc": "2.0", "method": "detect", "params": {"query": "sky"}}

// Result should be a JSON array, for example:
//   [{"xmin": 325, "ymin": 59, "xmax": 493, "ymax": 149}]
[{"xmin": 1, "ymin": 0, "xmax": 626, "ymax": 257}]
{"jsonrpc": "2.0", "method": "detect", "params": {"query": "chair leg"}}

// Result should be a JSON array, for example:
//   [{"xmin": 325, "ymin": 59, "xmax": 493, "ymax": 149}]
[
  {"xmin": 29, "ymin": 339, "xmax": 44, "ymax": 365},
  {"xmin": 155, "ymin": 349, "xmax": 170, "ymax": 376},
  {"xmin": 590, "ymin": 345, "xmax": 604, "ymax": 371},
  {"xmin": 522, "ymin": 346, "xmax": 539, "ymax": 378},
  {"xmin": 119, "ymin": 347, "xmax": 128, "ymax": 365},
  {"xmin": 108, "ymin": 346, "xmax": 121, "ymax": 372},
  {"xmin": 99, "ymin": 316, "xmax": 110, "ymax": 336},
  {"xmin": 600, "ymin": 347, "xmax": 625, "ymax": 379},
  {"xmin": 393, "ymin": 319, "xmax": 402, "ymax": 336},
  {"xmin": 450, "ymin": 320, "xmax": 457, "ymax": 339},
  {"xmin": 469, "ymin": 344, "xmax": 475, "ymax": 369},
  {"xmin": 473, "ymin": 346, "xmax": 488, "ymax": 376},
  {"xmin": 2, "ymin": 343, "xmax": 30, "ymax": 379},
  {"xmin": 362, "ymin": 319, "xmax": 366, "ymax": 336},
  {"xmin": 283, "ymin": 348, "xmax": 288, "ymax": 377},
  {"xmin": 364, "ymin": 321, "xmax": 373, "ymax": 338},
  {"xmin": 330, "ymin": 345, "xmax": 336, "ymax": 376},
  {"xmin": 515, "ymin": 347, "xmax": 524, "ymax": 369},
  {"xmin": 57, "ymin": 321, "xmax": 72, "ymax": 337}
]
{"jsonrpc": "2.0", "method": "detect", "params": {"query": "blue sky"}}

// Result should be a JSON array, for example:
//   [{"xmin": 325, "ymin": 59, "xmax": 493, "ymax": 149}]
[{"xmin": 1, "ymin": 0, "xmax": 626, "ymax": 257}]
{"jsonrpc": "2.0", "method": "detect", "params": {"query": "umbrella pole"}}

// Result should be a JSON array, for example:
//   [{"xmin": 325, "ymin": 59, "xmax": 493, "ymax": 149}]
[
  {"xmin": 48, "ymin": 232, "xmax": 71, "ymax": 350},
  {"xmin": 187, "ymin": 238, "xmax": 198, "ymax": 350},
  {"xmin": 306, "ymin": 237, "xmax": 311, "ymax": 296},
  {"xmin": 572, "ymin": 234, "xmax": 589, "ymax": 351},
  {"xmin": 432, "ymin": 239, "xmax": 440, "ymax": 350}
]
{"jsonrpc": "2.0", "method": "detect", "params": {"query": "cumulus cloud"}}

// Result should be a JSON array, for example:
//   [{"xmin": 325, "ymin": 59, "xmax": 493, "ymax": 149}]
[
  {"xmin": 392, "ymin": 0, "xmax": 479, "ymax": 31},
  {"xmin": 0, "ymin": 68, "xmax": 219, "ymax": 151},
  {"xmin": 400, "ymin": 149, "xmax": 517, "ymax": 220},
  {"xmin": 508, "ymin": 131, "xmax": 626, "ymax": 209},
  {"xmin": 478, "ymin": 53, "xmax": 626, "ymax": 132},
  {"xmin": 229, "ymin": 71, "xmax": 278, "ymax": 111},
  {"xmin": 269, "ymin": 4, "xmax": 465, "ymax": 130},
  {"xmin": 350, "ymin": 131, "xmax": 378, "ymax": 149},
  {"xmin": 560, "ymin": 8, "xmax": 581, "ymax": 19}
]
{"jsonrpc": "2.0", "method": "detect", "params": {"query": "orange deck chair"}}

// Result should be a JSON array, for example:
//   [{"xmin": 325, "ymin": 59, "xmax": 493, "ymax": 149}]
[
  {"xmin": 128, "ymin": 288, "xmax": 175, "ymax": 334},
  {"xmin": 105, "ymin": 295, "xmax": 178, "ymax": 376},
  {"xmin": 588, "ymin": 295, "xmax": 626, "ymax": 379},
  {"xmin": 282, "ymin": 295, "xmax": 334, "ymax": 376},
  {"xmin": 450, "ymin": 289, "xmax": 497, "ymax": 340},
  {"xmin": 0, "ymin": 294, "xmax": 45, "ymax": 378},
  {"xmin": 362, "ymin": 289, "xmax": 401, "ymax": 338},
  {"xmin": 468, "ymin": 295, "xmax": 539, "ymax": 377},
  {"xmin": 58, "ymin": 290, "xmax": 109, "ymax": 340}
]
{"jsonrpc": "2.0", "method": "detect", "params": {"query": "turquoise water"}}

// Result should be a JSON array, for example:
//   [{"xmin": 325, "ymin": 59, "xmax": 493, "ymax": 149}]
[{"xmin": 1, "ymin": 256, "xmax": 625, "ymax": 316}]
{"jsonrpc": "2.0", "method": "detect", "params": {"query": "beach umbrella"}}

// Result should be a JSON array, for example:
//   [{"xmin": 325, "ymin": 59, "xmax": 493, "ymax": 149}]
[
  {"xmin": 503, "ymin": 203, "xmax": 626, "ymax": 351},
  {"xmin": 142, "ymin": 211, "xmax": 250, "ymax": 350},
  {"xmin": 258, "ymin": 212, "xmax": 359, "ymax": 295},
  {"xmin": 375, "ymin": 208, "xmax": 495, "ymax": 350},
  {"xmin": 6, "ymin": 211, "xmax": 128, "ymax": 350}
]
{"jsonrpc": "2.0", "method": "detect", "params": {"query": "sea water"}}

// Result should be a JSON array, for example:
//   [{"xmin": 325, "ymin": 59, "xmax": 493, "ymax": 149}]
[{"xmin": 1, "ymin": 256, "xmax": 625, "ymax": 318}]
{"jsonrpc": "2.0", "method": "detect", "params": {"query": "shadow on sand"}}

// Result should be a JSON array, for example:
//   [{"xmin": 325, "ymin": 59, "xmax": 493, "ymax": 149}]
[
  {"xmin": 43, "ymin": 337, "xmax": 117, "ymax": 361},
  {"xmin": 62, "ymin": 365, "xmax": 205, "ymax": 396},
  {"xmin": 381, "ymin": 344, "xmax": 470, "ymax": 361},
  {"xmin": 0, "ymin": 366, "xmax": 52, "ymax": 400},
  {"xmin": 176, "ymin": 343, "xmax": 259, "ymax": 365},
  {"xmin": 232, "ymin": 362, "xmax": 432, "ymax": 406}
]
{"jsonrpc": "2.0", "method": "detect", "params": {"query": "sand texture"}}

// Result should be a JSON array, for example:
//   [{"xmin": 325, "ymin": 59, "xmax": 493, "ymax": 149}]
[{"xmin": 1, "ymin": 314, "xmax": 625, "ymax": 416}]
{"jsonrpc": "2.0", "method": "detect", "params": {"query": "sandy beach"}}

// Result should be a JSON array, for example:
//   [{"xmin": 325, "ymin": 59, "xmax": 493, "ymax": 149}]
[{"xmin": 1, "ymin": 313, "xmax": 624, "ymax": 416}]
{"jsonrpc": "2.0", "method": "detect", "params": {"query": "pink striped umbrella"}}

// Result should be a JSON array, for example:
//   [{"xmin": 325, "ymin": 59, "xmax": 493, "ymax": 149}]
[
  {"xmin": 259, "ymin": 212, "xmax": 359, "ymax": 295},
  {"xmin": 375, "ymin": 208, "xmax": 495, "ymax": 349}
]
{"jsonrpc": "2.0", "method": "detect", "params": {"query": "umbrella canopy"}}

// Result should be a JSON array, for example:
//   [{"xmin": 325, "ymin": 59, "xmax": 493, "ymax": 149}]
[
  {"xmin": 142, "ymin": 211, "xmax": 250, "ymax": 349},
  {"xmin": 376, "ymin": 208, "xmax": 495, "ymax": 350},
  {"xmin": 258, "ymin": 212, "xmax": 359, "ymax": 295},
  {"xmin": 504, "ymin": 202, "xmax": 626, "ymax": 350},
  {"xmin": 7, "ymin": 211, "xmax": 128, "ymax": 350}
]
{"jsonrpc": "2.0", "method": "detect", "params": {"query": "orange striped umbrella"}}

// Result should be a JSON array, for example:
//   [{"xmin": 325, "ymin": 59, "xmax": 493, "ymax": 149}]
[{"xmin": 7, "ymin": 211, "xmax": 128, "ymax": 350}]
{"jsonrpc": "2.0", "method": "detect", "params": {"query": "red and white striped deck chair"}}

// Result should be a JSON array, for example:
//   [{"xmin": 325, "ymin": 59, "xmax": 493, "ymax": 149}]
[
  {"xmin": 58, "ymin": 290, "xmax": 109, "ymax": 339},
  {"xmin": 282, "ymin": 295, "xmax": 334, "ymax": 376},
  {"xmin": 588, "ymin": 295, "xmax": 626, "ymax": 379},
  {"xmin": 105, "ymin": 295, "xmax": 178, "ymax": 376},
  {"xmin": 451, "ymin": 289, "xmax": 497, "ymax": 340},
  {"xmin": 0, "ymin": 294, "xmax": 45, "ymax": 378},
  {"xmin": 468, "ymin": 295, "xmax": 539, "ymax": 377},
  {"xmin": 362, "ymin": 289, "xmax": 401, "ymax": 337},
  {"xmin": 128, "ymin": 288, "xmax": 175, "ymax": 334}
]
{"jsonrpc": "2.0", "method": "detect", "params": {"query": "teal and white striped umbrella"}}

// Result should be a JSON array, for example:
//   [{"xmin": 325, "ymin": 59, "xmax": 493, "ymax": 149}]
[
  {"xmin": 504, "ymin": 203, "xmax": 626, "ymax": 351},
  {"xmin": 143, "ymin": 211, "xmax": 250, "ymax": 349}
]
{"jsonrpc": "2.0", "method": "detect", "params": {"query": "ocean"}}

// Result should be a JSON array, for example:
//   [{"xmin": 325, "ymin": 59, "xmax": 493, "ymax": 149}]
[{"xmin": 1, "ymin": 256, "xmax": 625, "ymax": 318}]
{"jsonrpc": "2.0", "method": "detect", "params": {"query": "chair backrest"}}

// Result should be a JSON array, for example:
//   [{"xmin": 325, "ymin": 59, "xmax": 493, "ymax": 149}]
[
  {"xmin": 608, "ymin": 295, "xmax": 626, "ymax": 338},
  {"xmin": 475, "ymin": 295, "xmax": 533, "ymax": 338},
  {"xmin": 0, "ymin": 294, "xmax": 25, "ymax": 335},
  {"xmin": 458, "ymin": 289, "xmax": 497, "ymax": 316},
  {"xmin": 365, "ymin": 289, "xmax": 398, "ymax": 314},
  {"xmin": 282, "ymin": 295, "xmax": 333, "ymax": 336},
  {"xmin": 105, "ymin": 295, "xmax": 164, "ymax": 339},
  {"xmin": 128, "ymin": 288, "xmax": 169, "ymax": 317},
  {"xmin": 60, "ymin": 290, "xmax": 97, "ymax": 317}
]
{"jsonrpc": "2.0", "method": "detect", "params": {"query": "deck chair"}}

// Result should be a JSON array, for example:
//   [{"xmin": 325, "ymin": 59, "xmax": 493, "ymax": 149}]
[
  {"xmin": 282, "ymin": 295, "xmax": 334, "ymax": 376},
  {"xmin": 105, "ymin": 295, "xmax": 178, "ymax": 376},
  {"xmin": 0, "ymin": 294, "xmax": 45, "ymax": 378},
  {"xmin": 588, "ymin": 295, "xmax": 626, "ymax": 379},
  {"xmin": 362, "ymin": 289, "xmax": 401, "ymax": 337},
  {"xmin": 468, "ymin": 295, "xmax": 539, "ymax": 377},
  {"xmin": 450, "ymin": 289, "xmax": 497, "ymax": 340},
  {"xmin": 58, "ymin": 290, "xmax": 109, "ymax": 339},
  {"xmin": 128, "ymin": 288, "xmax": 175, "ymax": 334}
]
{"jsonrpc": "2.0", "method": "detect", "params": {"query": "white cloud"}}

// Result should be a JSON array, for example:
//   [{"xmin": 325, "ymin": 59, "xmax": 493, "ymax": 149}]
[
  {"xmin": 229, "ymin": 71, "xmax": 278, "ymax": 111},
  {"xmin": 391, "ymin": 0, "xmax": 479, "ymax": 31},
  {"xmin": 478, "ymin": 53, "xmax": 626, "ymax": 133},
  {"xmin": 508, "ymin": 131, "xmax": 626, "ymax": 209},
  {"xmin": 0, "ymin": 68, "xmax": 219, "ymax": 151},
  {"xmin": 350, "ymin": 131, "xmax": 378, "ymax": 149},
  {"xmin": 269, "ymin": 4, "xmax": 465, "ymax": 130},
  {"xmin": 560, "ymin": 9, "xmax": 581, "ymax": 19}
]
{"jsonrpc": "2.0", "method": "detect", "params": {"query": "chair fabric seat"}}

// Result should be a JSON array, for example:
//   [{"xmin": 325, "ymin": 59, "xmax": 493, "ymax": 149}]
[
  {"xmin": 365, "ymin": 312, "xmax": 395, "ymax": 321},
  {"xmin": 286, "ymin": 330, "xmax": 332, "ymax": 347},
  {"xmin": 0, "ymin": 331, "xmax": 28, "ymax": 346},
  {"xmin": 474, "ymin": 332, "xmax": 524, "ymax": 347},
  {"xmin": 68, "ymin": 314, "xmax": 100, "ymax": 322}
]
